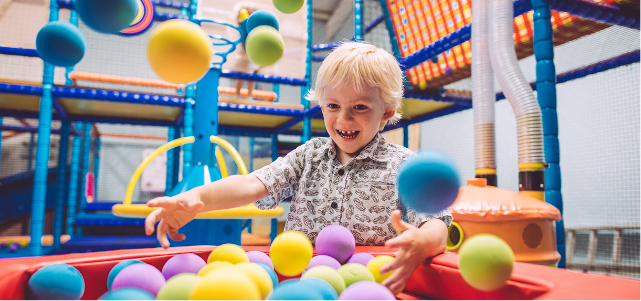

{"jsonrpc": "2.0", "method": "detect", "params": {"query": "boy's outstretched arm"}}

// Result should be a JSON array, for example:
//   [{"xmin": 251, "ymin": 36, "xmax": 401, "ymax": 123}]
[
  {"xmin": 380, "ymin": 210, "xmax": 448, "ymax": 293},
  {"xmin": 144, "ymin": 174, "xmax": 269, "ymax": 248}
]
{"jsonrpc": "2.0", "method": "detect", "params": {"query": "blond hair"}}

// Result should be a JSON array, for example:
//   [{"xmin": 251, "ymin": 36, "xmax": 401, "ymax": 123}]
[{"xmin": 306, "ymin": 42, "xmax": 404, "ymax": 130}]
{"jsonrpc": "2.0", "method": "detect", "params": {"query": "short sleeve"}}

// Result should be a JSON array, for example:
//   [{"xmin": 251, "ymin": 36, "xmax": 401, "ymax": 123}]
[
  {"xmin": 401, "ymin": 206, "xmax": 453, "ymax": 228},
  {"xmin": 251, "ymin": 142, "xmax": 309, "ymax": 210}
]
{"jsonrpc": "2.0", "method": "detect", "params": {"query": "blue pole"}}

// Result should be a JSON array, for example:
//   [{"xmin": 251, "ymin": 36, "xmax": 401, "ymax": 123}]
[
  {"xmin": 94, "ymin": 136, "xmax": 100, "ymax": 201},
  {"xmin": 172, "ymin": 125, "xmax": 181, "ymax": 186},
  {"xmin": 301, "ymin": 0, "xmax": 313, "ymax": 143},
  {"xmin": 27, "ymin": 133, "xmax": 35, "ymax": 171},
  {"xmin": 30, "ymin": 0, "xmax": 59, "ymax": 256},
  {"xmin": 53, "ymin": 120, "xmax": 69, "ymax": 251},
  {"xmin": 402, "ymin": 125, "xmax": 409, "ymax": 148},
  {"xmin": 249, "ymin": 137, "xmax": 254, "ymax": 172},
  {"xmin": 183, "ymin": 85, "xmax": 195, "ymax": 177},
  {"xmin": 194, "ymin": 69, "xmax": 220, "ymax": 166},
  {"xmin": 66, "ymin": 122, "xmax": 82, "ymax": 237},
  {"xmin": 532, "ymin": 0, "xmax": 565, "ymax": 268},
  {"xmin": 165, "ymin": 126, "xmax": 175, "ymax": 195},
  {"xmin": 377, "ymin": 0, "xmax": 402, "ymax": 61},
  {"xmin": 0, "ymin": 117, "xmax": 3, "ymax": 176},
  {"xmin": 271, "ymin": 134, "xmax": 279, "ymax": 162},
  {"xmin": 273, "ymin": 84, "xmax": 280, "ymax": 103},
  {"xmin": 65, "ymin": 0, "xmax": 78, "ymax": 85},
  {"xmin": 355, "ymin": 0, "xmax": 364, "ymax": 42},
  {"xmin": 77, "ymin": 122, "xmax": 91, "ymax": 236}
]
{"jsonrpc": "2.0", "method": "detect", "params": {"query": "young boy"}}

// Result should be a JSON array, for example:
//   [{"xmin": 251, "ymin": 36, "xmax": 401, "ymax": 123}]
[{"xmin": 144, "ymin": 42, "xmax": 452, "ymax": 292}]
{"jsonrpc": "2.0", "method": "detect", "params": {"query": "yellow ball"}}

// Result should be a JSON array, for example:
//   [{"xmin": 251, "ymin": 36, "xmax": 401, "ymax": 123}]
[
  {"xmin": 366, "ymin": 255, "xmax": 395, "ymax": 283},
  {"xmin": 270, "ymin": 231, "xmax": 313, "ymax": 276},
  {"xmin": 147, "ymin": 19, "xmax": 212, "ymax": 84},
  {"xmin": 189, "ymin": 267, "xmax": 261, "ymax": 300},
  {"xmin": 197, "ymin": 261, "xmax": 233, "ymax": 277},
  {"xmin": 235, "ymin": 263, "xmax": 274, "ymax": 299},
  {"xmin": 208, "ymin": 244, "xmax": 249, "ymax": 264}
]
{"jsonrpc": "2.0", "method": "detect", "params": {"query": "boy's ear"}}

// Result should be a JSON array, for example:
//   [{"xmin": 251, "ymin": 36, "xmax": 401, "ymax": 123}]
[{"xmin": 382, "ymin": 106, "xmax": 395, "ymax": 121}]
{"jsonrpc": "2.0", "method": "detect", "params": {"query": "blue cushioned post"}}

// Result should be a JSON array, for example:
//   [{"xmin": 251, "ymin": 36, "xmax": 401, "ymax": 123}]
[
  {"xmin": 355, "ymin": 0, "xmax": 363, "ymax": 42},
  {"xmin": 165, "ymin": 127, "xmax": 175, "ymax": 195},
  {"xmin": 532, "ymin": 0, "xmax": 565, "ymax": 268},
  {"xmin": 194, "ymin": 69, "xmax": 220, "ymax": 166},
  {"xmin": 301, "ymin": 0, "xmax": 313, "ymax": 143},
  {"xmin": 94, "ymin": 136, "xmax": 100, "ymax": 200},
  {"xmin": 53, "ymin": 120, "xmax": 69, "ymax": 251},
  {"xmin": 183, "ymin": 84, "xmax": 195, "ymax": 177},
  {"xmin": 66, "ymin": 122, "xmax": 82, "ymax": 237},
  {"xmin": 76, "ymin": 122, "xmax": 91, "ymax": 236}
]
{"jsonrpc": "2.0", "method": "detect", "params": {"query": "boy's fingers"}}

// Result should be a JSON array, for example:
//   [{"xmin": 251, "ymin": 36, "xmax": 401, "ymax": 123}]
[
  {"xmin": 380, "ymin": 250, "xmax": 408, "ymax": 274},
  {"xmin": 390, "ymin": 210, "xmax": 413, "ymax": 235},
  {"xmin": 385, "ymin": 232, "xmax": 412, "ymax": 249},
  {"xmin": 156, "ymin": 220, "xmax": 171, "ymax": 249},
  {"xmin": 145, "ymin": 208, "xmax": 163, "ymax": 236},
  {"xmin": 147, "ymin": 197, "xmax": 175, "ymax": 208},
  {"xmin": 385, "ymin": 268, "xmax": 411, "ymax": 294},
  {"xmin": 168, "ymin": 230, "xmax": 186, "ymax": 241}
]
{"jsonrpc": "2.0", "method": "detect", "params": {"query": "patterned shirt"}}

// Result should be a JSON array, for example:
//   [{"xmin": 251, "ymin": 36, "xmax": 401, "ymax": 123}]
[{"xmin": 252, "ymin": 133, "xmax": 453, "ymax": 246}]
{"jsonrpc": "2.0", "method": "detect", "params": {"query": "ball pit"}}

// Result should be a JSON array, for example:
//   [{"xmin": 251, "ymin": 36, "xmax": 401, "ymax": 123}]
[
  {"xmin": 107, "ymin": 259, "xmax": 144, "ymax": 289},
  {"xmin": 459, "ymin": 234, "xmax": 515, "ymax": 292},
  {"xmin": 36, "ymin": 21, "xmax": 86, "ymax": 67},
  {"xmin": 302, "ymin": 265, "xmax": 346, "ymax": 296},
  {"xmin": 99, "ymin": 287, "xmax": 155, "ymax": 300},
  {"xmin": 161, "ymin": 253, "xmax": 206, "ymax": 280},
  {"xmin": 247, "ymin": 250, "xmax": 274, "ymax": 269},
  {"xmin": 235, "ymin": 263, "xmax": 274, "ymax": 299},
  {"xmin": 197, "ymin": 261, "xmax": 233, "ymax": 277},
  {"xmin": 190, "ymin": 267, "xmax": 260, "ymax": 300},
  {"xmin": 267, "ymin": 279, "xmax": 325, "ymax": 300},
  {"xmin": 270, "ymin": 231, "xmax": 313, "ymax": 276},
  {"xmin": 255, "ymin": 262, "xmax": 279, "ymax": 288},
  {"xmin": 111, "ymin": 263, "xmax": 165, "ymax": 296},
  {"xmin": 346, "ymin": 252, "xmax": 375, "ymax": 266},
  {"xmin": 298, "ymin": 277, "xmax": 339, "ymax": 300},
  {"xmin": 305, "ymin": 254, "xmax": 342, "ymax": 272},
  {"xmin": 366, "ymin": 255, "xmax": 395, "ymax": 283},
  {"xmin": 208, "ymin": 244, "xmax": 250, "ymax": 264},
  {"xmin": 338, "ymin": 281, "xmax": 396, "ymax": 300},
  {"xmin": 156, "ymin": 273, "xmax": 199, "ymax": 300},
  {"xmin": 316, "ymin": 225, "xmax": 356, "ymax": 264},
  {"xmin": 75, "ymin": 0, "xmax": 138, "ymax": 34},
  {"xmin": 337, "ymin": 263, "xmax": 375, "ymax": 288},
  {"xmin": 28, "ymin": 263, "xmax": 85, "ymax": 300}
]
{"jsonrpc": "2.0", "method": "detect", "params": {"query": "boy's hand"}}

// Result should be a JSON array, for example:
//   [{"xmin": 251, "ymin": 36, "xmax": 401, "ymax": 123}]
[
  {"xmin": 379, "ymin": 210, "xmax": 447, "ymax": 294},
  {"xmin": 144, "ymin": 195, "xmax": 204, "ymax": 249}
]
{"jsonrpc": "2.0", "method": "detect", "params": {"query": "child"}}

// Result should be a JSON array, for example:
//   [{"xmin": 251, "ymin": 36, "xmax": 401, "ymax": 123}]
[{"xmin": 144, "ymin": 42, "xmax": 452, "ymax": 292}]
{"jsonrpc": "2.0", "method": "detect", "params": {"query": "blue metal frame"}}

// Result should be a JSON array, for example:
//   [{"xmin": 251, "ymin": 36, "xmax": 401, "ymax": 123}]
[
  {"xmin": 94, "ymin": 134, "xmax": 100, "ymax": 201},
  {"xmin": 53, "ymin": 120, "xmax": 69, "ymax": 251},
  {"xmin": 355, "ymin": 0, "xmax": 364, "ymax": 42},
  {"xmin": 77, "ymin": 121, "xmax": 91, "ymax": 235},
  {"xmin": 66, "ymin": 122, "xmax": 82, "ymax": 241},
  {"xmin": 301, "ymin": 0, "xmax": 313, "ymax": 144}
]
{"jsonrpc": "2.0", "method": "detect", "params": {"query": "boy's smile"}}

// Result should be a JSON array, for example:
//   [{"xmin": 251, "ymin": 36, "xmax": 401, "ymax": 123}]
[{"xmin": 322, "ymin": 83, "xmax": 395, "ymax": 165}]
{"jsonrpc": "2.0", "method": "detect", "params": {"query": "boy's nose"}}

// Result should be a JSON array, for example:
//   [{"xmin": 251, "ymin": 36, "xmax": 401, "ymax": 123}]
[{"xmin": 337, "ymin": 109, "xmax": 355, "ymax": 122}]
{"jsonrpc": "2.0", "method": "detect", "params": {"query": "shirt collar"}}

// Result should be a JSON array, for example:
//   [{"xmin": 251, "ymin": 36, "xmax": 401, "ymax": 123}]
[{"xmin": 322, "ymin": 132, "xmax": 390, "ymax": 163}]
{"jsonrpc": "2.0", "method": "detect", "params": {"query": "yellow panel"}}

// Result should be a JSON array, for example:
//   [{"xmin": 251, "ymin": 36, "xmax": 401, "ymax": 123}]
[
  {"xmin": 219, "ymin": 111, "xmax": 293, "ymax": 129},
  {"xmin": 0, "ymin": 93, "xmax": 41, "ymax": 112},
  {"xmin": 289, "ymin": 119, "xmax": 327, "ymax": 132},
  {"xmin": 402, "ymin": 98, "xmax": 454, "ymax": 120},
  {"xmin": 58, "ymin": 98, "xmax": 181, "ymax": 122}
]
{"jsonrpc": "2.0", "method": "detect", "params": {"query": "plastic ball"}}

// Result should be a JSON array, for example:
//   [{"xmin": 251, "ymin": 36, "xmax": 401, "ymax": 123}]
[
  {"xmin": 28, "ymin": 264, "xmax": 85, "ymax": 300},
  {"xmin": 338, "ymin": 281, "xmax": 396, "ymax": 300},
  {"xmin": 346, "ymin": 253, "xmax": 375, "ymax": 266},
  {"xmin": 19, "ymin": 241, "xmax": 29, "ymax": 248},
  {"xmin": 147, "ymin": 19, "xmax": 212, "ymax": 84},
  {"xmin": 397, "ymin": 150, "xmax": 460, "ymax": 214},
  {"xmin": 247, "ymin": 9, "xmax": 279, "ymax": 33},
  {"xmin": 8, "ymin": 243, "xmax": 18, "ymax": 252},
  {"xmin": 267, "ymin": 279, "xmax": 324, "ymax": 300},
  {"xmin": 430, "ymin": 56, "xmax": 438, "ymax": 63},
  {"xmin": 366, "ymin": 255, "xmax": 395, "ymax": 283},
  {"xmin": 299, "ymin": 277, "xmax": 339, "ymax": 300},
  {"xmin": 36, "ymin": 21, "xmax": 86, "ymax": 67},
  {"xmin": 99, "ymin": 287, "xmax": 155, "ymax": 300},
  {"xmin": 247, "ymin": 250, "xmax": 274, "ymax": 269},
  {"xmin": 302, "ymin": 265, "xmax": 346, "ymax": 296},
  {"xmin": 445, "ymin": 66, "xmax": 454, "ymax": 76},
  {"xmin": 208, "ymin": 244, "xmax": 249, "ymax": 264},
  {"xmin": 111, "ymin": 263, "xmax": 166, "ymax": 296},
  {"xmin": 156, "ymin": 273, "xmax": 199, "ymax": 300},
  {"xmin": 197, "ymin": 261, "xmax": 233, "ymax": 277},
  {"xmin": 316, "ymin": 225, "xmax": 355, "ymax": 263},
  {"xmin": 270, "ymin": 231, "xmax": 313, "ymax": 276},
  {"xmin": 245, "ymin": 25, "xmax": 284, "ymax": 67},
  {"xmin": 162, "ymin": 253, "xmax": 206, "ymax": 280},
  {"xmin": 337, "ymin": 263, "xmax": 375, "ymax": 288},
  {"xmin": 75, "ymin": 0, "xmax": 138, "ymax": 34},
  {"xmin": 0, "ymin": 242, "xmax": 6, "ymax": 249},
  {"xmin": 190, "ymin": 267, "xmax": 261, "ymax": 300},
  {"xmin": 459, "ymin": 234, "xmax": 514, "ymax": 292},
  {"xmin": 235, "ymin": 263, "xmax": 274, "ymax": 299},
  {"xmin": 305, "ymin": 255, "xmax": 341, "ymax": 272},
  {"xmin": 255, "ymin": 262, "xmax": 279, "ymax": 288},
  {"xmin": 108, "ymin": 259, "xmax": 144, "ymax": 289},
  {"xmin": 272, "ymin": 0, "xmax": 305, "ymax": 14}
]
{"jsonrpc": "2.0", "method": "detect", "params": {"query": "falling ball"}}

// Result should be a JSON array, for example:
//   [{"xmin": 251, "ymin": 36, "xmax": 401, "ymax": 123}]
[
  {"xmin": 247, "ymin": 9, "xmax": 279, "ymax": 33},
  {"xmin": 28, "ymin": 264, "xmax": 85, "ymax": 300},
  {"xmin": 156, "ymin": 273, "xmax": 199, "ymax": 300},
  {"xmin": 316, "ymin": 225, "xmax": 355, "ymax": 264},
  {"xmin": 111, "ymin": 263, "xmax": 166, "ymax": 297},
  {"xmin": 208, "ymin": 244, "xmax": 249, "ymax": 264},
  {"xmin": 338, "ymin": 281, "xmax": 396, "ymax": 300},
  {"xmin": 272, "ymin": 0, "xmax": 305, "ymax": 14},
  {"xmin": 99, "ymin": 287, "xmax": 155, "ymax": 300},
  {"xmin": 75, "ymin": 0, "xmax": 138, "ymax": 33},
  {"xmin": 36, "ymin": 21, "xmax": 86, "ymax": 67},
  {"xmin": 337, "ymin": 263, "xmax": 375, "ymax": 288},
  {"xmin": 459, "ymin": 234, "xmax": 514, "ymax": 292},
  {"xmin": 161, "ymin": 253, "xmax": 206, "ymax": 280},
  {"xmin": 245, "ymin": 25, "xmax": 284, "ymax": 67}
]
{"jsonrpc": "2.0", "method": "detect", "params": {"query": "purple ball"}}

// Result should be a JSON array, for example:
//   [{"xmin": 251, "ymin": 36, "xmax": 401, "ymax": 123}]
[
  {"xmin": 315, "ymin": 225, "xmax": 355, "ymax": 264},
  {"xmin": 0, "ymin": 242, "xmax": 7, "ymax": 249},
  {"xmin": 346, "ymin": 253, "xmax": 375, "ymax": 266},
  {"xmin": 246, "ymin": 251, "xmax": 274, "ymax": 269},
  {"xmin": 445, "ymin": 66, "xmax": 453, "ymax": 76},
  {"xmin": 161, "ymin": 253, "xmax": 206, "ymax": 280},
  {"xmin": 111, "ymin": 263, "xmax": 165, "ymax": 296},
  {"xmin": 304, "ymin": 255, "xmax": 341, "ymax": 272},
  {"xmin": 8, "ymin": 243, "xmax": 18, "ymax": 252},
  {"xmin": 339, "ymin": 281, "xmax": 396, "ymax": 300}
]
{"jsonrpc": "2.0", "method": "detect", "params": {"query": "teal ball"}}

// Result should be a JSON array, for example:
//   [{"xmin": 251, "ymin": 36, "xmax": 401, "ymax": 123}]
[
  {"xmin": 99, "ymin": 287, "xmax": 155, "ymax": 300},
  {"xmin": 397, "ymin": 150, "xmax": 460, "ymax": 213},
  {"xmin": 255, "ymin": 262, "xmax": 278, "ymax": 288},
  {"xmin": 299, "ymin": 278, "xmax": 338, "ymax": 300},
  {"xmin": 267, "ymin": 279, "xmax": 325, "ymax": 300},
  {"xmin": 107, "ymin": 259, "xmax": 144, "ymax": 289},
  {"xmin": 28, "ymin": 264, "xmax": 85, "ymax": 300},
  {"xmin": 75, "ymin": 0, "xmax": 139, "ymax": 34},
  {"xmin": 36, "ymin": 21, "xmax": 86, "ymax": 67},
  {"xmin": 247, "ymin": 9, "xmax": 279, "ymax": 33}
]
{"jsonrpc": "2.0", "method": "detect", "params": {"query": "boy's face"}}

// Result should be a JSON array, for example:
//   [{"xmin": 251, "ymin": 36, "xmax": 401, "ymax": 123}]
[{"xmin": 321, "ymin": 83, "xmax": 395, "ymax": 160}]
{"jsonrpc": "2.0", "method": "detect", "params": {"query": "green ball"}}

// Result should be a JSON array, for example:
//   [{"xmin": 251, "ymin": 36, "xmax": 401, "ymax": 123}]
[
  {"xmin": 337, "ymin": 263, "xmax": 375, "ymax": 288},
  {"xmin": 458, "ymin": 234, "xmax": 514, "ymax": 292},
  {"xmin": 156, "ymin": 273, "xmax": 199, "ymax": 300},
  {"xmin": 246, "ymin": 25, "xmax": 284, "ymax": 67},
  {"xmin": 272, "ymin": 0, "xmax": 304, "ymax": 14},
  {"xmin": 302, "ymin": 265, "xmax": 346, "ymax": 296}
]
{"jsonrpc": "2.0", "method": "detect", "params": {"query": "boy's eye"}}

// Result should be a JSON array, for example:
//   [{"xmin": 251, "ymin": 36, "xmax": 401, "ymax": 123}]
[
  {"xmin": 327, "ymin": 104, "xmax": 339, "ymax": 109},
  {"xmin": 354, "ymin": 105, "xmax": 368, "ymax": 110}
]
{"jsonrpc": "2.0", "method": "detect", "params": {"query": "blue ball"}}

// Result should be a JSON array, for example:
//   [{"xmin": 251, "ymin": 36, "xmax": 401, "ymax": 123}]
[
  {"xmin": 28, "ymin": 264, "xmax": 85, "ymax": 300},
  {"xmin": 430, "ymin": 56, "xmax": 438, "ymax": 63},
  {"xmin": 299, "ymin": 278, "xmax": 338, "ymax": 300},
  {"xmin": 240, "ymin": 19, "xmax": 249, "ymax": 42},
  {"xmin": 107, "ymin": 259, "xmax": 144, "ymax": 289},
  {"xmin": 99, "ymin": 287, "xmax": 155, "ymax": 300},
  {"xmin": 267, "ymin": 279, "xmax": 325, "ymax": 300},
  {"xmin": 255, "ymin": 262, "xmax": 278, "ymax": 288},
  {"xmin": 246, "ymin": 9, "xmax": 279, "ymax": 33},
  {"xmin": 36, "ymin": 21, "xmax": 86, "ymax": 67},
  {"xmin": 75, "ymin": 0, "xmax": 139, "ymax": 34},
  {"xmin": 397, "ymin": 150, "xmax": 460, "ymax": 214}
]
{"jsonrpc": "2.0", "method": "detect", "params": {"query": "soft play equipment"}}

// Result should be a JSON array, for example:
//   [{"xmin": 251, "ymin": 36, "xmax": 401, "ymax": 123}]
[
  {"xmin": 75, "ymin": 0, "xmax": 139, "ymax": 34},
  {"xmin": 35, "ymin": 21, "xmax": 86, "ymax": 67}
]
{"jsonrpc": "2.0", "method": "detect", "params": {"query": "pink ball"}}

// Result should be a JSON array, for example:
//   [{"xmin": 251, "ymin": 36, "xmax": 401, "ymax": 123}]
[
  {"xmin": 339, "ymin": 281, "xmax": 396, "ymax": 300},
  {"xmin": 161, "ymin": 253, "xmax": 206, "ymax": 280},
  {"xmin": 246, "ymin": 251, "xmax": 274, "ymax": 269},
  {"xmin": 305, "ymin": 255, "xmax": 341, "ymax": 272},
  {"xmin": 315, "ymin": 225, "xmax": 355, "ymax": 263},
  {"xmin": 111, "ymin": 263, "xmax": 165, "ymax": 296},
  {"xmin": 346, "ymin": 252, "xmax": 375, "ymax": 266}
]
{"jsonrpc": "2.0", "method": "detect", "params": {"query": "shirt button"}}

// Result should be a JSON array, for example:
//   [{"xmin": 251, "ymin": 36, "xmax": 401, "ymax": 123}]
[
  {"xmin": 331, "ymin": 202, "xmax": 338, "ymax": 209},
  {"xmin": 338, "ymin": 169, "xmax": 344, "ymax": 176}
]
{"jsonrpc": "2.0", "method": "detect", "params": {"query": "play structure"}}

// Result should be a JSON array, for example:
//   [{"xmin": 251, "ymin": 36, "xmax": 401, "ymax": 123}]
[{"xmin": 0, "ymin": 0, "xmax": 639, "ymax": 296}]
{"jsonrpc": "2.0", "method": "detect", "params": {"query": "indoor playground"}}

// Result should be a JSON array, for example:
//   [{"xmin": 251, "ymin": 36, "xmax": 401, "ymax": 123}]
[{"xmin": 0, "ymin": 0, "xmax": 639, "ymax": 299}]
